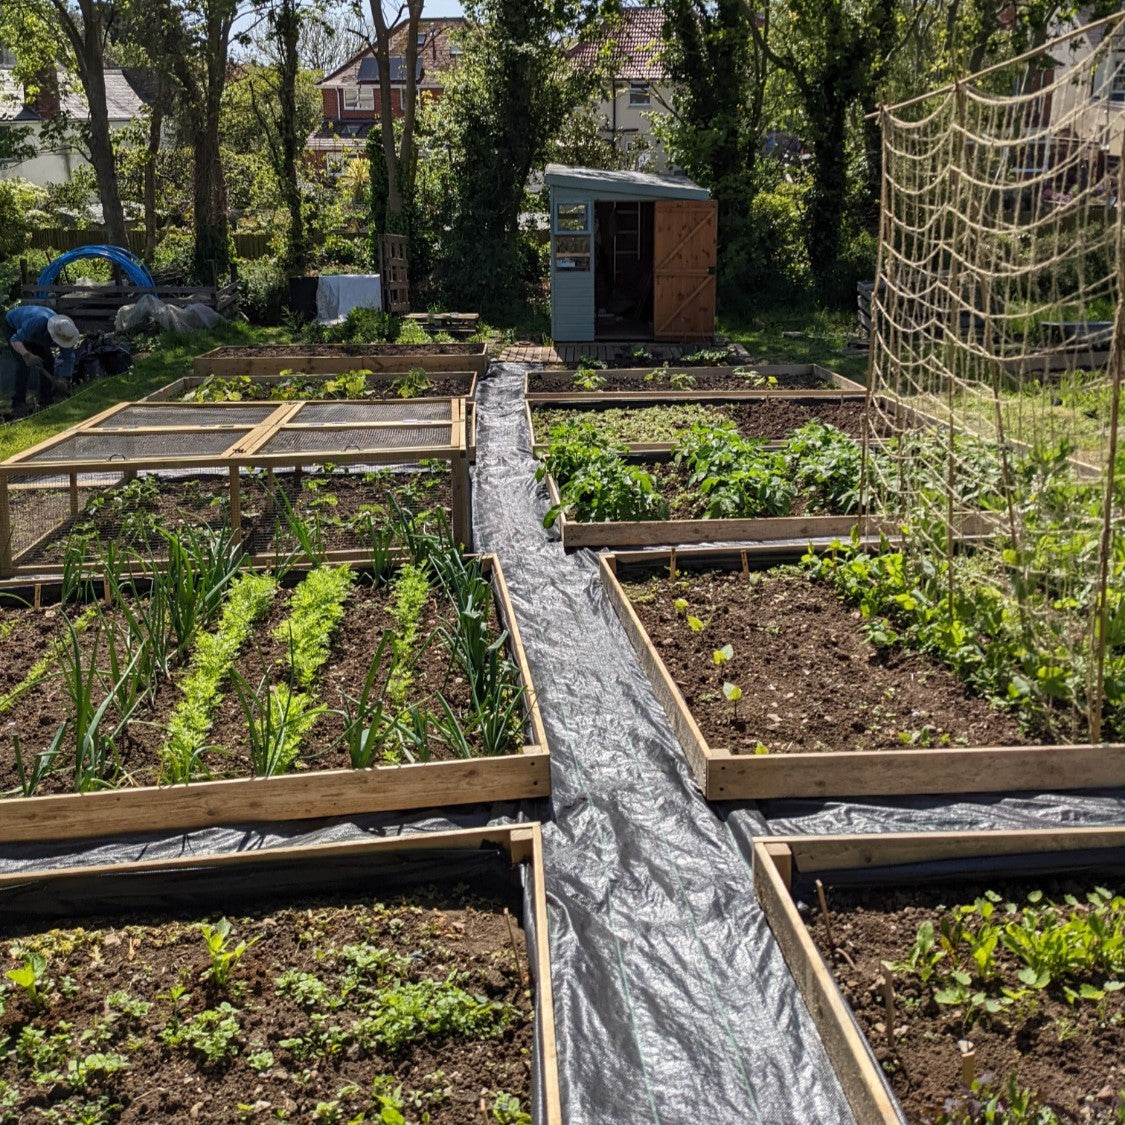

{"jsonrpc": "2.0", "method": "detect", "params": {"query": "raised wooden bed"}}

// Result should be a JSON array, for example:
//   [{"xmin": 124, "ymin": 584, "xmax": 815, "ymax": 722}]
[
  {"xmin": 193, "ymin": 343, "xmax": 490, "ymax": 378},
  {"xmin": 600, "ymin": 545, "xmax": 1125, "ymax": 797},
  {"xmin": 524, "ymin": 363, "xmax": 865, "ymax": 403},
  {"xmin": 543, "ymin": 468, "xmax": 881, "ymax": 548},
  {"xmin": 0, "ymin": 399, "xmax": 472, "ymax": 576},
  {"xmin": 0, "ymin": 553, "xmax": 548, "ymax": 844},
  {"xmin": 754, "ymin": 826, "xmax": 1125, "ymax": 1125},
  {"xmin": 0, "ymin": 821, "xmax": 561, "ymax": 1125}
]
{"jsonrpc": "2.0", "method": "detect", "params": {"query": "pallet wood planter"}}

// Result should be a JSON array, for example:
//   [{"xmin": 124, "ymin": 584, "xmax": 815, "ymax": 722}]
[
  {"xmin": 193, "ymin": 343, "xmax": 490, "ymax": 378},
  {"xmin": 600, "ymin": 545, "xmax": 1125, "ymax": 798},
  {"xmin": 0, "ymin": 554, "xmax": 548, "ymax": 844},
  {"xmin": 0, "ymin": 399, "xmax": 472, "ymax": 576},
  {"xmin": 20, "ymin": 280, "xmax": 238, "ymax": 333},
  {"xmin": 754, "ymin": 826, "xmax": 1125, "ymax": 1125},
  {"xmin": 0, "ymin": 821, "xmax": 561, "ymax": 1125},
  {"xmin": 524, "ymin": 363, "xmax": 865, "ymax": 403}
]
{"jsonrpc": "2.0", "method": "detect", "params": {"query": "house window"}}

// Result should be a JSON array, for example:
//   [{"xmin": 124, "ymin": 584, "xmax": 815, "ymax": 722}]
[
  {"xmin": 628, "ymin": 82, "xmax": 651, "ymax": 107},
  {"xmin": 417, "ymin": 33, "xmax": 427, "ymax": 47},
  {"xmin": 343, "ymin": 86, "xmax": 374, "ymax": 111},
  {"xmin": 449, "ymin": 41, "xmax": 463, "ymax": 56},
  {"xmin": 1112, "ymin": 52, "xmax": 1125, "ymax": 103}
]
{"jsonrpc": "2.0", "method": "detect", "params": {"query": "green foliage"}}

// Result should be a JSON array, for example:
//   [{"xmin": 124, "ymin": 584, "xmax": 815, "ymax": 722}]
[
  {"xmin": 160, "ymin": 1002, "xmax": 242, "ymax": 1067},
  {"xmin": 673, "ymin": 423, "xmax": 794, "ymax": 519},
  {"xmin": 390, "ymin": 368, "xmax": 433, "ymax": 398},
  {"xmin": 161, "ymin": 573, "xmax": 279, "ymax": 783},
  {"xmin": 5, "ymin": 951, "xmax": 49, "ymax": 1010},
  {"xmin": 0, "ymin": 179, "xmax": 45, "ymax": 259},
  {"xmin": 936, "ymin": 1073, "xmax": 1061, "ymax": 1125},
  {"xmin": 783, "ymin": 420, "xmax": 863, "ymax": 514},
  {"xmin": 199, "ymin": 918, "xmax": 259, "ymax": 992},
  {"xmin": 238, "ymin": 258, "xmax": 290, "ymax": 326},
  {"xmin": 537, "ymin": 422, "xmax": 669, "ymax": 527},
  {"xmin": 386, "ymin": 564, "xmax": 431, "ymax": 708},
  {"xmin": 535, "ymin": 403, "xmax": 731, "ymax": 446},
  {"xmin": 274, "ymin": 566, "xmax": 355, "ymax": 689}
]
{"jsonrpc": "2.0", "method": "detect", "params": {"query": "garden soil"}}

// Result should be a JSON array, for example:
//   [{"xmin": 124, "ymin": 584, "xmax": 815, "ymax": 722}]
[{"xmin": 1, "ymin": 364, "xmax": 1122, "ymax": 1124}]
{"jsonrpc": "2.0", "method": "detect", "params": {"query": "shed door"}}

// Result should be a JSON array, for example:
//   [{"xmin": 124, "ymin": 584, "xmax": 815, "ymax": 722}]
[{"xmin": 653, "ymin": 200, "xmax": 717, "ymax": 340}]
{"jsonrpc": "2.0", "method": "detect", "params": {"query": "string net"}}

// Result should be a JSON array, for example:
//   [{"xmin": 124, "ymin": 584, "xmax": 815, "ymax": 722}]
[{"xmin": 864, "ymin": 15, "xmax": 1125, "ymax": 743}]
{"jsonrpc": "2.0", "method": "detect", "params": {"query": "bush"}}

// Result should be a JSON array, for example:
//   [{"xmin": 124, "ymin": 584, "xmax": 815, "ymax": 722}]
[
  {"xmin": 0, "ymin": 179, "xmax": 45, "ymax": 259},
  {"xmin": 153, "ymin": 227, "xmax": 196, "ymax": 278},
  {"xmin": 239, "ymin": 258, "xmax": 289, "ymax": 325}
]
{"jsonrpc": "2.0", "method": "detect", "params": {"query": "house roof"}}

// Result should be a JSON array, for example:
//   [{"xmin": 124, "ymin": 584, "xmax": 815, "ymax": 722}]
[
  {"xmin": 545, "ymin": 163, "xmax": 708, "ymax": 200},
  {"xmin": 318, "ymin": 18, "xmax": 466, "ymax": 88},
  {"xmin": 0, "ymin": 67, "xmax": 151, "ymax": 122},
  {"xmin": 567, "ymin": 7, "xmax": 666, "ymax": 81}
]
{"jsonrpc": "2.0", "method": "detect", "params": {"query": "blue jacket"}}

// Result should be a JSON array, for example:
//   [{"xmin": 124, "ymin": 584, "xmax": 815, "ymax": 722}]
[{"xmin": 3, "ymin": 305, "xmax": 76, "ymax": 380}]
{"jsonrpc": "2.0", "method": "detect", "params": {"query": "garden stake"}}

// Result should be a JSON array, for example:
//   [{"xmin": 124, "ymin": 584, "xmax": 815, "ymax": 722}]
[
  {"xmin": 33, "ymin": 583, "xmax": 40, "ymax": 610},
  {"xmin": 669, "ymin": 548, "xmax": 677, "ymax": 580},
  {"xmin": 504, "ymin": 907, "xmax": 528, "ymax": 987},
  {"xmin": 881, "ymin": 972, "xmax": 896, "ymax": 1042},
  {"xmin": 815, "ymin": 879, "xmax": 834, "ymax": 946},
  {"xmin": 958, "ymin": 1039, "xmax": 975, "ymax": 1086},
  {"xmin": 741, "ymin": 549, "xmax": 749, "ymax": 578}
]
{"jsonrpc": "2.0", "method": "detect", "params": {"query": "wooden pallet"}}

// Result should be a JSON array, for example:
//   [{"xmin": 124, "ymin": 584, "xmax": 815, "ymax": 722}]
[
  {"xmin": 754, "ymin": 826, "xmax": 1125, "ymax": 1125},
  {"xmin": 0, "ymin": 555, "xmax": 548, "ymax": 843},
  {"xmin": 0, "ymin": 822, "xmax": 562, "ymax": 1125},
  {"xmin": 600, "ymin": 545, "xmax": 1125, "ymax": 798}
]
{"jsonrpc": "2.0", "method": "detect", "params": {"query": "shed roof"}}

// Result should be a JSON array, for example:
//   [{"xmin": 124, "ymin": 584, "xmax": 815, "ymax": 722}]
[{"xmin": 544, "ymin": 164, "xmax": 709, "ymax": 200}]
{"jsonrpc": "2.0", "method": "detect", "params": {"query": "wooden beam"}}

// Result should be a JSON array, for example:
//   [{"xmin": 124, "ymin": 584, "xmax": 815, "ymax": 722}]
[{"xmin": 753, "ymin": 840, "xmax": 903, "ymax": 1125}]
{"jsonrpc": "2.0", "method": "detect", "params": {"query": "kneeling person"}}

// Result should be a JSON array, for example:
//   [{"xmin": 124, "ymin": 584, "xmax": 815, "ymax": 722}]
[{"xmin": 3, "ymin": 305, "xmax": 80, "ymax": 418}]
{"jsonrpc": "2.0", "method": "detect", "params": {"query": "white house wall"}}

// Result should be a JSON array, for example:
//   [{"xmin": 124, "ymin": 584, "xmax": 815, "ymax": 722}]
[
  {"xmin": 592, "ymin": 82, "xmax": 674, "ymax": 171},
  {"xmin": 0, "ymin": 118, "xmax": 134, "ymax": 188}
]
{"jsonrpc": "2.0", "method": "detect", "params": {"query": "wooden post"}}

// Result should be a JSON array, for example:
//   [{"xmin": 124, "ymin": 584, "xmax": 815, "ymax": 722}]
[
  {"xmin": 69, "ymin": 472, "xmax": 79, "ymax": 516},
  {"xmin": 451, "ymin": 448, "xmax": 470, "ymax": 551},
  {"xmin": 229, "ymin": 466, "xmax": 242, "ymax": 547},
  {"xmin": 0, "ymin": 477, "xmax": 12, "ymax": 576}
]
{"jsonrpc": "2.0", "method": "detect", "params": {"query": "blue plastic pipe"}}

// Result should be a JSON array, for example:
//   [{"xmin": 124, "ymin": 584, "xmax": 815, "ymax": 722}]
[{"xmin": 37, "ymin": 245, "xmax": 156, "ymax": 290}]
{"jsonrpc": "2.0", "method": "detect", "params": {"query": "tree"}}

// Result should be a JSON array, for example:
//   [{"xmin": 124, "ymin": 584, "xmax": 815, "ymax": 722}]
[
  {"xmin": 661, "ymin": 0, "xmax": 764, "ymax": 281},
  {"xmin": 155, "ymin": 0, "xmax": 244, "ymax": 278},
  {"xmin": 1, "ymin": 0, "xmax": 132, "ymax": 245},
  {"xmin": 428, "ymin": 0, "xmax": 592, "ymax": 311},
  {"xmin": 365, "ymin": 0, "xmax": 423, "ymax": 244}
]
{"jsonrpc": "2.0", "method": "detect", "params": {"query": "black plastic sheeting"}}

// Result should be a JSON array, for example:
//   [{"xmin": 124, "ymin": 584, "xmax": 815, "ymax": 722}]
[{"xmin": 1, "ymin": 363, "xmax": 1122, "ymax": 1123}]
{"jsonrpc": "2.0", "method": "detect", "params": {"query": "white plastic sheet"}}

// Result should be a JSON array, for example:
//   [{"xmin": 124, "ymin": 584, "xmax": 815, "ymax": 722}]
[{"xmin": 315, "ymin": 274, "xmax": 382, "ymax": 324}]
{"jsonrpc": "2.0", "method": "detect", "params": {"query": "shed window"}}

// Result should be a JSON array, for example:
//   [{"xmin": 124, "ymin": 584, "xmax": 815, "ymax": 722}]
[
  {"xmin": 554, "ymin": 233, "xmax": 590, "ymax": 271},
  {"xmin": 555, "ymin": 202, "xmax": 590, "ymax": 233},
  {"xmin": 628, "ymin": 82, "xmax": 651, "ymax": 107}
]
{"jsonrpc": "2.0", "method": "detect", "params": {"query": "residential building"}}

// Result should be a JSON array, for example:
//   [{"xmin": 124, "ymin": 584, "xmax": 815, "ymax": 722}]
[
  {"xmin": 309, "ymin": 17, "xmax": 465, "ymax": 168},
  {"xmin": 0, "ymin": 65, "xmax": 153, "ymax": 186},
  {"xmin": 566, "ymin": 7, "xmax": 673, "ymax": 171}
]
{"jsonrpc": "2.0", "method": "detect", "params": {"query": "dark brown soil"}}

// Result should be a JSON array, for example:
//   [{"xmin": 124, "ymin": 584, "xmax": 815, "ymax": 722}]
[
  {"xmin": 0, "ymin": 888, "xmax": 533, "ymax": 1124},
  {"xmin": 807, "ymin": 876, "xmax": 1125, "ymax": 1123},
  {"xmin": 19, "ymin": 468, "xmax": 451, "ymax": 568},
  {"xmin": 0, "ymin": 571, "xmax": 521, "ymax": 798},
  {"xmin": 528, "ymin": 369, "xmax": 838, "ymax": 393},
  {"xmin": 622, "ymin": 569, "xmax": 1030, "ymax": 754},
  {"xmin": 211, "ymin": 344, "xmax": 483, "ymax": 357},
  {"xmin": 724, "ymin": 399, "xmax": 874, "ymax": 441}
]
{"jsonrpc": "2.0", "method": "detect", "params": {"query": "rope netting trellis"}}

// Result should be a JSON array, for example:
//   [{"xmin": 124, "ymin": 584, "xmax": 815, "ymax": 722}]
[{"xmin": 863, "ymin": 14, "xmax": 1125, "ymax": 744}]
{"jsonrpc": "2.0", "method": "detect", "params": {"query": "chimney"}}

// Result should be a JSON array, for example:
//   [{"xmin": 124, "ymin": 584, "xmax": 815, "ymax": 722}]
[{"xmin": 29, "ymin": 66, "xmax": 59, "ymax": 118}]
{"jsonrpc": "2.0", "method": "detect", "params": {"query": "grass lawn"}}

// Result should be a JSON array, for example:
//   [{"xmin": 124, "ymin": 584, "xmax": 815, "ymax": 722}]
[
  {"xmin": 718, "ymin": 306, "xmax": 868, "ymax": 384},
  {"xmin": 0, "ymin": 322, "xmax": 291, "ymax": 462}
]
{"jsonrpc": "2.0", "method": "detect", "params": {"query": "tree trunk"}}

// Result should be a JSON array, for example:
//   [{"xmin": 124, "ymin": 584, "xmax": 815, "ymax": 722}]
[
  {"xmin": 193, "ymin": 108, "xmax": 229, "ymax": 279},
  {"xmin": 143, "ymin": 88, "xmax": 165, "ymax": 264},
  {"xmin": 276, "ymin": 0, "xmax": 306, "ymax": 272},
  {"xmin": 806, "ymin": 96, "xmax": 850, "ymax": 294}
]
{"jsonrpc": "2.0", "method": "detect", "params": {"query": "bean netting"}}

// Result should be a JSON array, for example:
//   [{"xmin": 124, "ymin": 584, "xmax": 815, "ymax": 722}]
[{"xmin": 864, "ymin": 15, "xmax": 1125, "ymax": 743}]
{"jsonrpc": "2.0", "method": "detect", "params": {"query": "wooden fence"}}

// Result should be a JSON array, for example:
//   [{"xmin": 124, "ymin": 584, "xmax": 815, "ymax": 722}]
[{"xmin": 28, "ymin": 227, "xmax": 275, "ymax": 260}]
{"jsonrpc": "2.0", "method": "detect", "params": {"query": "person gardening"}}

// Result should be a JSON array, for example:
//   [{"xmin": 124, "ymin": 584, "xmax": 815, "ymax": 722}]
[{"xmin": 3, "ymin": 305, "xmax": 80, "ymax": 418}]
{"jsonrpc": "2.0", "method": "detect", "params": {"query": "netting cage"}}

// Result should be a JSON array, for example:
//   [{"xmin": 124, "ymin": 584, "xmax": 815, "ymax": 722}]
[
  {"xmin": 0, "ymin": 400, "xmax": 471, "ymax": 577},
  {"xmin": 859, "ymin": 14, "xmax": 1125, "ymax": 744}
]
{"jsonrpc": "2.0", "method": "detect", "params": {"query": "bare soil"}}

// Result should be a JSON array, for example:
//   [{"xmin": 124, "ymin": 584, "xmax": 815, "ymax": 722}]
[
  {"xmin": 0, "ymin": 574, "xmax": 521, "ymax": 798},
  {"xmin": 622, "ymin": 568, "xmax": 1030, "ymax": 754},
  {"xmin": 807, "ymin": 876, "xmax": 1125, "ymax": 1123},
  {"xmin": 210, "ymin": 344, "xmax": 483, "ymax": 357},
  {"xmin": 528, "ymin": 369, "xmax": 838, "ymax": 393},
  {"xmin": 0, "ymin": 888, "xmax": 533, "ymax": 1124}
]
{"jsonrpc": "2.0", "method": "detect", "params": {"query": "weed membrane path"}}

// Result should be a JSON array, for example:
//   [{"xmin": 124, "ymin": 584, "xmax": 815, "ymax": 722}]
[{"xmin": 471, "ymin": 367, "xmax": 853, "ymax": 1123}]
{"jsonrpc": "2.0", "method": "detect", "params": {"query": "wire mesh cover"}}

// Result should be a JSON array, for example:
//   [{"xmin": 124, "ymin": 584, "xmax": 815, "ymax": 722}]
[
  {"xmin": 289, "ymin": 401, "xmax": 452, "ymax": 425},
  {"xmin": 89, "ymin": 405, "xmax": 278, "ymax": 430},
  {"xmin": 23, "ymin": 429, "xmax": 247, "ymax": 464},
  {"xmin": 260, "ymin": 424, "xmax": 452, "ymax": 455},
  {"xmin": 866, "ymin": 17, "xmax": 1124, "ymax": 743}
]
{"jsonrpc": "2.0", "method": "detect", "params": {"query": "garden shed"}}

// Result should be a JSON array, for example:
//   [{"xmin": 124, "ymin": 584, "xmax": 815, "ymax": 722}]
[{"xmin": 545, "ymin": 164, "xmax": 717, "ymax": 343}]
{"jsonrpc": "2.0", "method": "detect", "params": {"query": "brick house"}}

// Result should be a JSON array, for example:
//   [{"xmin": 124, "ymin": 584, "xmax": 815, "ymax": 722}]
[
  {"xmin": 308, "ymin": 18, "xmax": 466, "ymax": 168},
  {"xmin": 566, "ymin": 7, "xmax": 673, "ymax": 171}
]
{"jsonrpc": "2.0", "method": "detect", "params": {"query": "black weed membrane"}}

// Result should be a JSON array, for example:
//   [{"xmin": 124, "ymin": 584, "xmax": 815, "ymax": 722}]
[{"xmin": 2, "ymin": 363, "xmax": 1122, "ymax": 1123}]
